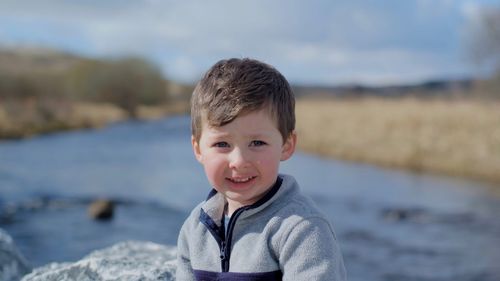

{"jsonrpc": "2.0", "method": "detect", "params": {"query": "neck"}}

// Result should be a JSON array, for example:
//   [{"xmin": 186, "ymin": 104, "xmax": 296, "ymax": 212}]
[{"xmin": 226, "ymin": 200, "xmax": 244, "ymax": 217}]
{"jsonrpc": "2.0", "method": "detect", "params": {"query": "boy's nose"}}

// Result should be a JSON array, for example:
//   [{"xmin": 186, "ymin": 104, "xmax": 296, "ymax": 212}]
[{"xmin": 228, "ymin": 148, "xmax": 250, "ymax": 169}]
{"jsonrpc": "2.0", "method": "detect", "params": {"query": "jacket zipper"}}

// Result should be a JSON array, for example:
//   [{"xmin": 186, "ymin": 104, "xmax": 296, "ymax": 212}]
[
  {"xmin": 220, "ymin": 241, "xmax": 226, "ymax": 260},
  {"xmin": 220, "ymin": 206, "xmax": 249, "ymax": 272}
]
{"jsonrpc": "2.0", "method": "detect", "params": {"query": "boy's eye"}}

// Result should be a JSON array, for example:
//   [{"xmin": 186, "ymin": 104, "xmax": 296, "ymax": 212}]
[
  {"xmin": 250, "ymin": 140, "xmax": 267, "ymax": 147},
  {"xmin": 213, "ymin": 142, "xmax": 230, "ymax": 148}
]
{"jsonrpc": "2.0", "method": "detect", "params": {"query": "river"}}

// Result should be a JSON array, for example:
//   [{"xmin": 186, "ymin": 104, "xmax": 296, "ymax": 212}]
[{"xmin": 1, "ymin": 115, "xmax": 499, "ymax": 281}]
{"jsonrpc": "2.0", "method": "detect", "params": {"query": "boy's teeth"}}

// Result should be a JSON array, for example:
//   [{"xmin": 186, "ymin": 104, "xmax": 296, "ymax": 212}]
[{"xmin": 232, "ymin": 177, "xmax": 253, "ymax": 182}]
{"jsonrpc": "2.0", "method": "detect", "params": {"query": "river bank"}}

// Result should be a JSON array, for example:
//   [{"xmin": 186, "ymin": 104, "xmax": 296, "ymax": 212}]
[
  {"xmin": 296, "ymin": 97, "xmax": 500, "ymax": 183},
  {"xmin": 0, "ymin": 100, "xmax": 189, "ymax": 139}
]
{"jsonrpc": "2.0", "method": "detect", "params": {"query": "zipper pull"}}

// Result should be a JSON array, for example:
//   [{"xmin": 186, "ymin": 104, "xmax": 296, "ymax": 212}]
[{"xmin": 220, "ymin": 241, "xmax": 226, "ymax": 260}]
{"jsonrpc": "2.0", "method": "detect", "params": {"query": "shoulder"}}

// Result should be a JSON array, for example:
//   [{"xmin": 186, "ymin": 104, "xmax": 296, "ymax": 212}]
[
  {"xmin": 273, "ymin": 180, "xmax": 328, "ymax": 223},
  {"xmin": 275, "ymin": 203, "xmax": 336, "ymax": 243},
  {"xmin": 179, "ymin": 201, "xmax": 204, "ymax": 234},
  {"xmin": 271, "ymin": 177, "xmax": 340, "ymax": 235}
]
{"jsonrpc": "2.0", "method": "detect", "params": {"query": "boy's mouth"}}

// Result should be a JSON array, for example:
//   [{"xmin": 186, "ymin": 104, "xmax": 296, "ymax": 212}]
[{"xmin": 226, "ymin": 176, "xmax": 257, "ymax": 183}]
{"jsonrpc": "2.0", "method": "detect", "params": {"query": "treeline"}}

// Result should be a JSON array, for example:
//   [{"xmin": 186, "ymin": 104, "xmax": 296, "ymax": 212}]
[
  {"xmin": 0, "ymin": 48, "xmax": 169, "ymax": 117},
  {"xmin": 0, "ymin": 47, "xmax": 194, "ymax": 139}
]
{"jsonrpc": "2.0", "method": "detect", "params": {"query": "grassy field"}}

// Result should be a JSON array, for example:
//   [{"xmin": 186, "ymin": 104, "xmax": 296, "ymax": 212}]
[{"xmin": 296, "ymin": 97, "xmax": 500, "ymax": 183}]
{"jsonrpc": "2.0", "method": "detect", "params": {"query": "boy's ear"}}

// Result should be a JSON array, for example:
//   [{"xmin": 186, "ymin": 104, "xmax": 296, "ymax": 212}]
[
  {"xmin": 191, "ymin": 135, "xmax": 203, "ymax": 163},
  {"xmin": 280, "ymin": 130, "xmax": 297, "ymax": 161}
]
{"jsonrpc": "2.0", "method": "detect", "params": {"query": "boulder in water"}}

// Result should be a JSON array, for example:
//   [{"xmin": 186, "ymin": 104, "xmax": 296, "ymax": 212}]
[
  {"xmin": 21, "ymin": 241, "xmax": 176, "ymax": 281},
  {"xmin": 88, "ymin": 199, "xmax": 114, "ymax": 220},
  {"xmin": 0, "ymin": 228, "xmax": 32, "ymax": 281}
]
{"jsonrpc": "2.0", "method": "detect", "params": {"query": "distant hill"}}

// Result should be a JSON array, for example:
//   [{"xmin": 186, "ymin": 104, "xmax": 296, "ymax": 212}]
[
  {"xmin": 0, "ymin": 45, "xmax": 474, "ymax": 100},
  {"xmin": 293, "ymin": 79, "xmax": 474, "ymax": 99}
]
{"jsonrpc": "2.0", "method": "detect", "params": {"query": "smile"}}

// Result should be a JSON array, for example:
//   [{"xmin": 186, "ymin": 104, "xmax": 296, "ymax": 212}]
[{"xmin": 226, "ymin": 176, "xmax": 257, "ymax": 183}]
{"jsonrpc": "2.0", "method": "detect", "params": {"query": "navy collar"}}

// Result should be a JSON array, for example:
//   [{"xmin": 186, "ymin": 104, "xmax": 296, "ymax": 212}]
[{"xmin": 205, "ymin": 176, "xmax": 283, "ymax": 209}]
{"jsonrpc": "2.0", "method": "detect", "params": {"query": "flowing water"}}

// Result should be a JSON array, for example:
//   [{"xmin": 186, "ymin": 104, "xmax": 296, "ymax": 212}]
[{"xmin": 1, "ymin": 116, "xmax": 499, "ymax": 281}]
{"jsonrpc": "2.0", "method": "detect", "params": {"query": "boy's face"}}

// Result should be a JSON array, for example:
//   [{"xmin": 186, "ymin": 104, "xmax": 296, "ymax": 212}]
[{"xmin": 192, "ymin": 109, "xmax": 296, "ymax": 214}]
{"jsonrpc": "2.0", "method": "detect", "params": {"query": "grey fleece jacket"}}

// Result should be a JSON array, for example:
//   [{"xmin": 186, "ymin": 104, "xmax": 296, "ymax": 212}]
[{"xmin": 176, "ymin": 174, "xmax": 347, "ymax": 281}]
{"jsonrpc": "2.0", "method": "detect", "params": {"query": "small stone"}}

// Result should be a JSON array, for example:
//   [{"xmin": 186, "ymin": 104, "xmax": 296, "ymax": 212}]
[{"xmin": 88, "ymin": 199, "xmax": 114, "ymax": 220}]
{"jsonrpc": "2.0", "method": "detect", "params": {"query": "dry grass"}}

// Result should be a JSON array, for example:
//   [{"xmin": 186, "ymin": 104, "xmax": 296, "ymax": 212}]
[
  {"xmin": 296, "ymin": 97, "xmax": 500, "ymax": 183},
  {"xmin": 70, "ymin": 102, "xmax": 128, "ymax": 127},
  {"xmin": 0, "ymin": 99, "xmax": 127, "ymax": 139},
  {"xmin": 0, "ymin": 99, "xmax": 190, "ymax": 140},
  {"xmin": 136, "ymin": 100, "xmax": 190, "ymax": 120}
]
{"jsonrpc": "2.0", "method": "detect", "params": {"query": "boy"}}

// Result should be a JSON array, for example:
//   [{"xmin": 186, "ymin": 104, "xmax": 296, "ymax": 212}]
[{"xmin": 177, "ymin": 58, "xmax": 346, "ymax": 280}]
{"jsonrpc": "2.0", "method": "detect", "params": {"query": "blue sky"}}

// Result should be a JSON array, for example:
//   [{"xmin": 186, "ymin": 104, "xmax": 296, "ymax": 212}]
[{"xmin": 0, "ymin": 0, "xmax": 498, "ymax": 86}]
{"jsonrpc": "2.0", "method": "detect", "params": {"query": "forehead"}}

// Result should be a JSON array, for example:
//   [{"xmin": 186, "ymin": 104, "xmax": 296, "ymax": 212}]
[{"xmin": 200, "ymin": 109, "xmax": 279, "ymax": 137}]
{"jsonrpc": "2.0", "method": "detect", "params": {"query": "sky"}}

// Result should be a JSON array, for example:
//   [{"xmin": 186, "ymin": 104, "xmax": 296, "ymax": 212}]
[{"xmin": 0, "ymin": 0, "xmax": 498, "ymax": 86}]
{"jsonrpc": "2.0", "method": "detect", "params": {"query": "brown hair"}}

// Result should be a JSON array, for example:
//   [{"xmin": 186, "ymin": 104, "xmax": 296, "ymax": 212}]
[{"xmin": 191, "ymin": 58, "xmax": 295, "ymax": 143}]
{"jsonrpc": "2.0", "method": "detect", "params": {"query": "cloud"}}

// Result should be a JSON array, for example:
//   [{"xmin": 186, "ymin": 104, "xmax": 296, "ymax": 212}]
[
  {"xmin": 0, "ymin": 0, "xmax": 494, "ymax": 85},
  {"xmin": 169, "ymin": 56, "xmax": 200, "ymax": 81}
]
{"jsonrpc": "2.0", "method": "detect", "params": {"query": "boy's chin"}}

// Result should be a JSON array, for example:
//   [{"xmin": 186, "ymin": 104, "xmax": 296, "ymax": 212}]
[{"xmin": 225, "ymin": 194, "xmax": 259, "ymax": 209}]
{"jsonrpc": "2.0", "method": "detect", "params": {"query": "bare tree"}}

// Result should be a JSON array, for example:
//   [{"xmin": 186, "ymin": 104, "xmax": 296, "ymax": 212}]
[
  {"xmin": 466, "ymin": 6, "xmax": 500, "ymax": 98},
  {"xmin": 467, "ymin": 7, "xmax": 500, "ymax": 68}
]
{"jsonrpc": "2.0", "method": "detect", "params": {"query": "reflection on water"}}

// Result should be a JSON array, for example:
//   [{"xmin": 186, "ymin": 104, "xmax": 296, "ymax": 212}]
[{"xmin": 1, "ymin": 115, "xmax": 499, "ymax": 281}]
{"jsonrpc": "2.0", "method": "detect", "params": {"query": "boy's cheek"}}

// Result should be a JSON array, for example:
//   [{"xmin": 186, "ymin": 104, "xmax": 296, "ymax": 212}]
[
  {"xmin": 202, "ymin": 158, "xmax": 226, "ymax": 175},
  {"xmin": 256, "ymin": 157, "xmax": 281, "ymax": 172}
]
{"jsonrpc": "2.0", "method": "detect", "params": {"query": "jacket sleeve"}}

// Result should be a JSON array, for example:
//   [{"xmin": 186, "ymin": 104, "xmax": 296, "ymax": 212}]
[
  {"xmin": 176, "ymin": 219, "xmax": 196, "ymax": 281},
  {"xmin": 279, "ymin": 216, "xmax": 347, "ymax": 281}
]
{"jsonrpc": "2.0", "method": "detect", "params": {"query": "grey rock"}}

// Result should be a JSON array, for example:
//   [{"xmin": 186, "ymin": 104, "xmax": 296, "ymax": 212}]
[
  {"xmin": 22, "ymin": 241, "xmax": 177, "ymax": 281},
  {"xmin": 0, "ymin": 228, "xmax": 32, "ymax": 281}
]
